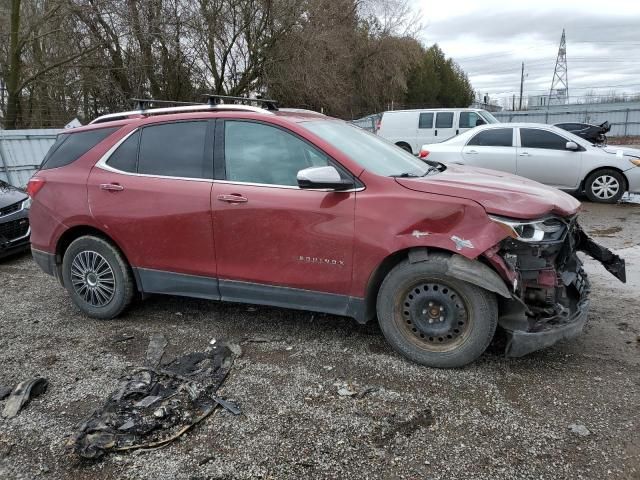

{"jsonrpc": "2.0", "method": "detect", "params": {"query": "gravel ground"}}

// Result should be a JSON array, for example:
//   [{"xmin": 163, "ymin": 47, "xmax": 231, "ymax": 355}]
[{"xmin": 1, "ymin": 201, "xmax": 639, "ymax": 480}]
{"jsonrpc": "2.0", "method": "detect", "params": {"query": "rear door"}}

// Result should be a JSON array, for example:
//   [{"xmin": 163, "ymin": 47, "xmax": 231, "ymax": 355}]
[
  {"xmin": 415, "ymin": 112, "xmax": 435, "ymax": 150},
  {"xmin": 88, "ymin": 120, "xmax": 218, "ymax": 296},
  {"xmin": 516, "ymin": 127, "xmax": 582, "ymax": 189},
  {"xmin": 434, "ymin": 112, "xmax": 456, "ymax": 142},
  {"xmin": 460, "ymin": 128, "xmax": 517, "ymax": 173},
  {"xmin": 212, "ymin": 119, "xmax": 356, "ymax": 306}
]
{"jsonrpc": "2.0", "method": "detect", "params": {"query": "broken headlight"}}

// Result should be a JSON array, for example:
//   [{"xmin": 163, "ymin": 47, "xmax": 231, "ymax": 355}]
[{"xmin": 489, "ymin": 215, "xmax": 567, "ymax": 242}]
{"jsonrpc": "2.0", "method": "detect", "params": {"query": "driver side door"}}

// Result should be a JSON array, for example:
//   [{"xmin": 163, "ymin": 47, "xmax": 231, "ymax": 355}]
[{"xmin": 212, "ymin": 119, "xmax": 357, "ymax": 312}]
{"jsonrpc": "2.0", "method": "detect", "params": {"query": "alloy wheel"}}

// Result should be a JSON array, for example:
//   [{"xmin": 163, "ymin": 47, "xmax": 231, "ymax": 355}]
[{"xmin": 70, "ymin": 250, "xmax": 116, "ymax": 307}]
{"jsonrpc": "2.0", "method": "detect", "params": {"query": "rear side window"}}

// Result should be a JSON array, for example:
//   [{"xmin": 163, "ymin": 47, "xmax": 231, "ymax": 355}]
[
  {"xmin": 468, "ymin": 128, "xmax": 513, "ymax": 147},
  {"xmin": 418, "ymin": 113, "xmax": 434, "ymax": 129},
  {"xmin": 435, "ymin": 112, "xmax": 454, "ymax": 128},
  {"xmin": 137, "ymin": 122, "xmax": 209, "ymax": 179},
  {"xmin": 40, "ymin": 127, "xmax": 118, "ymax": 170},
  {"xmin": 106, "ymin": 131, "xmax": 140, "ymax": 173},
  {"xmin": 520, "ymin": 128, "xmax": 568, "ymax": 150}
]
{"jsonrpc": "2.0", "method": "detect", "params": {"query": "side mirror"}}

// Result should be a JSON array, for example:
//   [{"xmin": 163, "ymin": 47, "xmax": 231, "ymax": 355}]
[
  {"xmin": 297, "ymin": 166, "xmax": 354, "ymax": 191},
  {"xmin": 475, "ymin": 118, "xmax": 486, "ymax": 126},
  {"xmin": 566, "ymin": 141, "xmax": 579, "ymax": 151}
]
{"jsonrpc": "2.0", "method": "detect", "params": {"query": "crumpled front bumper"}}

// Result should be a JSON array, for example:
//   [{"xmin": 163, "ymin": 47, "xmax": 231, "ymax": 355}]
[
  {"xmin": 494, "ymin": 222, "xmax": 625, "ymax": 358},
  {"xmin": 504, "ymin": 298, "xmax": 589, "ymax": 357}
]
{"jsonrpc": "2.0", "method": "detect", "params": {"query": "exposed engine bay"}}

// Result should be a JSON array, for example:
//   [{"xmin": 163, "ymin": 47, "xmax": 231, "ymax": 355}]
[{"xmin": 484, "ymin": 215, "xmax": 626, "ymax": 357}]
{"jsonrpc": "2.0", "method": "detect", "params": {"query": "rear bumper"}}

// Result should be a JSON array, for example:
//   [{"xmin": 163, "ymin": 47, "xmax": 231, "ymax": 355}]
[
  {"xmin": 504, "ymin": 299, "xmax": 590, "ymax": 357},
  {"xmin": 32, "ymin": 247, "xmax": 61, "ymax": 281}
]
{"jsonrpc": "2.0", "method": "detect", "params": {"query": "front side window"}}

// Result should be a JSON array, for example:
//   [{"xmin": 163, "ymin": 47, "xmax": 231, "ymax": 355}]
[
  {"xmin": 467, "ymin": 128, "xmax": 513, "ymax": 147},
  {"xmin": 418, "ymin": 113, "xmax": 434, "ymax": 129},
  {"xmin": 137, "ymin": 122, "xmax": 209, "ymax": 178},
  {"xmin": 41, "ymin": 127, "xmax": 119, "ymax": 170},
  {"xmin": 435, "ymin": 112, "xmax": 454, "ymax": 129},
  {"xmin": 459, "ymin": 112, "xmax": 483, "ymax": 129},
  {"xmin": 224, "ymin": 121, "xmax": 329, "ymax": 186},
  {"xmin": 520, "ymin": 128, "xmax": 568, "ymax": 150}
]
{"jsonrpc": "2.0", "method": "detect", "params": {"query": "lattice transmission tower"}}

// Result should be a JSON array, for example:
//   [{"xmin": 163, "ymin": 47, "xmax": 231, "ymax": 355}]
[{"xmin": 548, "ymin": 29, "xmax": 569, "ymax": 105}]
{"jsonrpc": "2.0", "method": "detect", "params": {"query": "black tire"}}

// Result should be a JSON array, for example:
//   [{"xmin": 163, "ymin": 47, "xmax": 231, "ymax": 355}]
[
  {"xmin": 376, "ymin": 255, "xmax": 498, "ymax": 368},
  {"xmin": 62, "ymin": 235, "xmax": 135, "ymax": 319},
  {"xmin": 584, "ymin": 169, "xmax": 625, "ymax": 204},
  {"xmin": 396, "ymin": 142, "xmax": 413, "ymax": 154}
]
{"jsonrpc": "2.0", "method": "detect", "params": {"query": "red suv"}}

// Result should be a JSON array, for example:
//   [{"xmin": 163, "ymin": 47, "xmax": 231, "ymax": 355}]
[{"xmin": 27, "ymin": 99, "xmax": 626, "ymax": 367}]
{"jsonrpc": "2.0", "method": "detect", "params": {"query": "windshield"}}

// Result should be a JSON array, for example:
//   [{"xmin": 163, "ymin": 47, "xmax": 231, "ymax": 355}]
[
  {"xmin": 479, "ymin": 111, "xmax": 499, "ymax": 124},
  {"xmin": 302, "ymin": 120, "xmax": 431, "ymax": 177}
]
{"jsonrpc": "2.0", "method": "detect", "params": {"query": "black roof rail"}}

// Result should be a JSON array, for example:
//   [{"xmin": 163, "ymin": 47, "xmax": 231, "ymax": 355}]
[
  {"xmin": 202, "ymin": 94, "xmax": 279, "ymax": 111},
  {"xmin": 130, "ymin": 98, "xmax": 201, "ymax": 110}
]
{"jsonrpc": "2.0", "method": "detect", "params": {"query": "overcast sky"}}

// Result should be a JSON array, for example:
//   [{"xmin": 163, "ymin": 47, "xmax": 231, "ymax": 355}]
[{"xmin": 413, "ymin": 0, "xmax": 640, "ymax": 105}]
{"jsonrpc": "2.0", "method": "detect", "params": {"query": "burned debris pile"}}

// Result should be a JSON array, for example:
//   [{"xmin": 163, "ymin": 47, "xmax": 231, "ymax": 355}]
[{"xmin": 68, "ymin": 336, "xmax": 239, "ymax": 459}]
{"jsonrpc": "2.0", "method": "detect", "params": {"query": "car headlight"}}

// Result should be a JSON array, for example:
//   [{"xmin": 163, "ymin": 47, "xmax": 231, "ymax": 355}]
[
  {"xmin": 22, "ymin": 197, "xmax": 32, "ymax": 210},
  {"xmin": 629, "ymin": 157, "xmax": 640, "ymax": 167},
  {"xmin": 489, "ymin": 215, "xmax": 567, "ymax": 242}
]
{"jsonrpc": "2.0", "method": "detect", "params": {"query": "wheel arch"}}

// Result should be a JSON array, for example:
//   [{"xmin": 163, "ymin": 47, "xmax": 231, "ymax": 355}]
[
  {"xmin": 54, "ymin": 225, "xmax": 138, "ymax": 289},
  {"xmin": 362, "ymin": 246, "xmax": 511, "ymax": 323},
  {"xmin": 395, "ymin": 141, "xmax": 413, "ymax": 154},
  {"xmin": 580, "ymin": 166, "xmax": 629, "ymax": 192}
]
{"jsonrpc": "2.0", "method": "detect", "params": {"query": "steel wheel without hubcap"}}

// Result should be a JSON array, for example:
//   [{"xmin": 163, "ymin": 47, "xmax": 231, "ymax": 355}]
[
  {"xmin": 591, "ymin": 175, "xmax": 620, "ymax": 200},
  {"xmin": 70, "ymin": 250, "xmax": 116, "ymax": 307},
  {"xmin": 398, "ymin": 281, "xmax": 472, "ymax": 352}
]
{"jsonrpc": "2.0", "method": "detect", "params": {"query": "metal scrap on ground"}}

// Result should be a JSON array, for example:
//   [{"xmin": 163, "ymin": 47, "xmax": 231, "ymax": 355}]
[
  {"xmin": 1, "ymin": 378, "xmax": 48, "ymax": 419},
  {"xmin": 68, "ymin": 337, "xmax": 239, "ymax": 459}
]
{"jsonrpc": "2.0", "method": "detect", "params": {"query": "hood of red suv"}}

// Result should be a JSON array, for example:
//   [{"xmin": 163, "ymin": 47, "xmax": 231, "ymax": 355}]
[{"xmin": 396, "ymin": 164, "xmax": 581, "ymax": 220}]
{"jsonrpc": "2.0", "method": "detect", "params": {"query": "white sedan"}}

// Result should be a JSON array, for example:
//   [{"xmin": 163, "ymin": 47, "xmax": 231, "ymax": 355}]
[{"xmin": 419, "ymin": 123, "xmax": 640, "ymax": 203}]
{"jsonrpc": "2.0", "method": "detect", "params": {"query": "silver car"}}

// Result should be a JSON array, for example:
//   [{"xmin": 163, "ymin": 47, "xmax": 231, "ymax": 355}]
[{"xmin": 420, "ymin": 123, "xmax": 640, "ymax": 203}]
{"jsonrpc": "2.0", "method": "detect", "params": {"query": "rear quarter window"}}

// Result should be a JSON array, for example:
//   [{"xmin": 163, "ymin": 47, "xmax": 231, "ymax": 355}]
[{"xmin": 40, "ymin": 127, "xmax": 119, "ymax": 170}]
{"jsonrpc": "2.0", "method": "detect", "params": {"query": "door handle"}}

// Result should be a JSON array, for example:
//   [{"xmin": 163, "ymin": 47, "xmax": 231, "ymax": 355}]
[
  {"xmin": 217, "ymin": 194, "xmax": 248, "ymax": 203},
  {"xmin": 465, "ymin": 150, "xmax": 478, "ymax": 154},
  {"xmin": 518, "ymin": 152, "xmax": 530, "ymax": 157},
  {"xmin": 100, "ymin": 183, "xmax": 124, "ymax": 191},
  {"xmin": 435, "ymin": 130, "xmax": 438, "ymax": 136}
]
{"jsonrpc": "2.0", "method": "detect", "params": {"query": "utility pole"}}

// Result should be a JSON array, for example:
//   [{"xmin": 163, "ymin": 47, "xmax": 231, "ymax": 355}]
[{"xmin": 519, "ymin": 62, "xmax": 525, "ymax": 110}]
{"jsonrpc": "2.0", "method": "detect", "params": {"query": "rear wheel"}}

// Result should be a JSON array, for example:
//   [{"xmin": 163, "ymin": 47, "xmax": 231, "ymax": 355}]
[
  {"xmin": 62, "ymin": 236, "xmax": 135, "ymax": 319},
  {"xmin": 584, "ymin": 169, "xmax": 625, "ymax": 203},
  {"xmin": 376, "ymin": 257, "xmax": 497, "ymax": 368}
]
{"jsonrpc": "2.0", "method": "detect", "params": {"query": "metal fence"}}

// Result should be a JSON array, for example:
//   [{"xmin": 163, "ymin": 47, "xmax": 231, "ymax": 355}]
[
  {"xmin": 0, "ymin": 129, "xmax": 59, "ymax": 187},
  {"xmin": 493, "ymin": 107, "xmax": 640, "ymax": 137}
]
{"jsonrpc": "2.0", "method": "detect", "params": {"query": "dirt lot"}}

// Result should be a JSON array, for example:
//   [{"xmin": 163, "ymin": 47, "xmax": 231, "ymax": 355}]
[{"xmin": 1, "ymin": 200, "xmax": 639, "ymax": 480}]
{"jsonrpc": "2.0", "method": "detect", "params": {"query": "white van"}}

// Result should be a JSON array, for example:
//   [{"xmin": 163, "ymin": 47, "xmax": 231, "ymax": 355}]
[{"xmin": 377, "ymin": 108, "xmax": 500, "ymax": 154}]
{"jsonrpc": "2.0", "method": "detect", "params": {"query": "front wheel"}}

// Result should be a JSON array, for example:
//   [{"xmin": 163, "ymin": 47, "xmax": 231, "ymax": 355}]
[
  {"xmin": 376, "ymin": 257, "xmax": 497, "ymax": 368},
  {"xmin": 62, "ymin": 235, "xmax": 135, "ymax": 319},
  {"xmin": 584, "ymin": 169, "xmax": 625, "ymax": 203}
]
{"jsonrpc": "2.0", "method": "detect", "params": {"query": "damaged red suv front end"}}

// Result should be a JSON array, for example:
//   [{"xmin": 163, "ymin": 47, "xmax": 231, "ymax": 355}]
[{"xmin": 484, "ymin": 215, "xmax": 625, "ymax": 357}]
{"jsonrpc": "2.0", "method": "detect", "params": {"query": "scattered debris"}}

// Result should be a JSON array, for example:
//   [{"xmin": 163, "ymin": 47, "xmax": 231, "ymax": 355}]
[
  {"xmin": 1, "ymin": 378, "xmax": 48, "ymax": 419},
  {"xmin": 113, "ymin": 333, "xmax": 135, "ymax": 343},
  {"xmin": 68, "ymin": 339, "xmax": 236, "ymax": 459},
  {"xmin": 569, "ymin": 423, "xmax": 591, "ymax": 437},
  {"xmin": 145, "ymin": 333, "xmax": 168, "ymax": 367},
  {"xmin": 0, "ymin": 385, "xmax": 13, "ymax": 401},
  {"xmin": 337, "ymin": 386, "xmax": 357, "ymax": 397},
  {"xmin": 375, "ymin": 409, "xmax": 434, "ymax": 447},
  {"xmin": 212, "ymin": 396, "xmax": 241, "ymax": 415}
]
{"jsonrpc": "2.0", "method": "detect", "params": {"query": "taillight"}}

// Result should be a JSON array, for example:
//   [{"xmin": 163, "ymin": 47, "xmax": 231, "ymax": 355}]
[
  {"xmin": 375, "ymin": 120, "xmax": 381, "ymax": 132},
  {"xmin": 26, "ymin": 177, "xmax": 45, "ymax": 198},
  {"xmin": 419, "ymin": 149, "xmax": 430, "ymax": 159}
]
